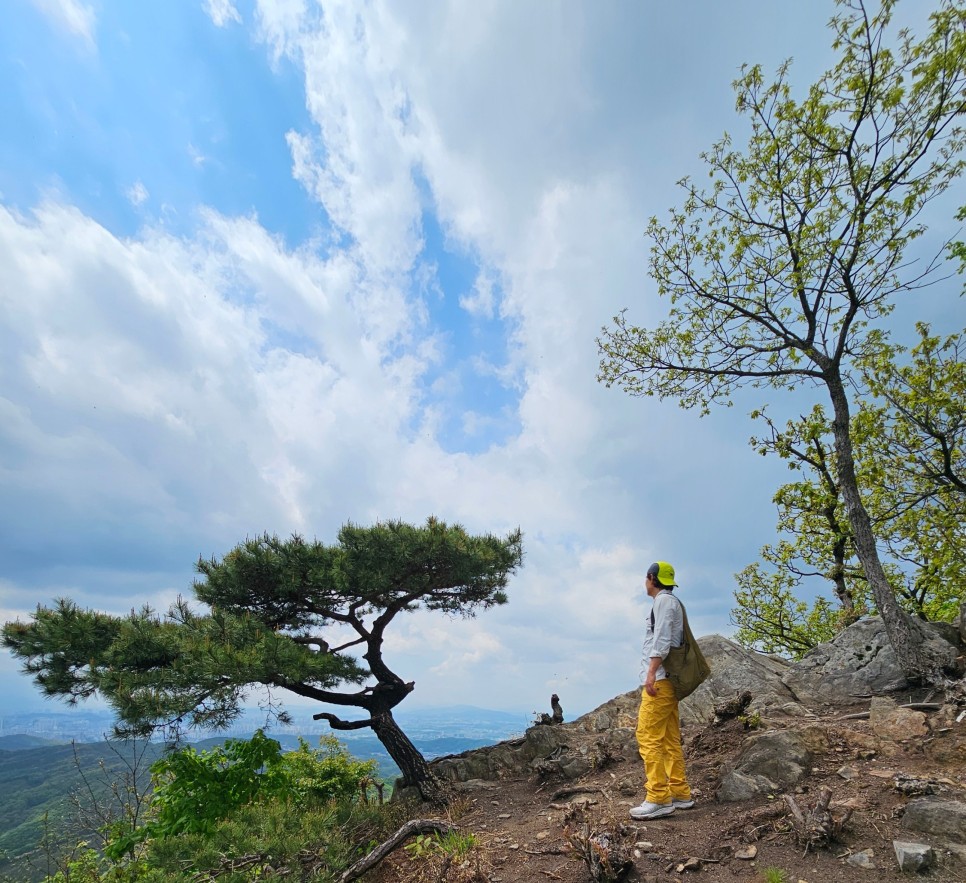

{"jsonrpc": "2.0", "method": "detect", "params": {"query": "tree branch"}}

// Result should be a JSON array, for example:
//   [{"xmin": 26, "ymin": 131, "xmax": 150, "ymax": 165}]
[
  {"xmin": 337, "ymin": 820, "xmax": 457, "ymax": 883},
  {"xmin": 313, "ymin": 712, "xmax": 374, "ymax": 730}
]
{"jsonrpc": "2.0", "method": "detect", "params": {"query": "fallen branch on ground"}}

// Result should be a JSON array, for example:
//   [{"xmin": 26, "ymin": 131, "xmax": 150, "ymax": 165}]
[
  {"xmin": 551, "ymin": 785, "xmax": 603, "ymax": 800},
  {"xmin": 337, "ymin": 819, "xmax": 457, "ymax": 883},
  {"xmin": 837, "ymin": 702, "xmax": 943, "ymax": 721}
]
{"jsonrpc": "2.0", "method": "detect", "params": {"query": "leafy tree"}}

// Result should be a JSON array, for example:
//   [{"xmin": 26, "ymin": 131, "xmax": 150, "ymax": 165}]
[
  {"xmin": 732, "ymin": 407, "xmax": 869, "ymax": 657},
  {"xmin": 598, "ymin": 0, "xmax": 966, "ymax": 681},
  {"xmin": 3, "ymin": 518, "xmax": 524, "ymax": 803},
  {"xmin": 734, "ymin": 322, "xmax": 966, "ymax": 657}
]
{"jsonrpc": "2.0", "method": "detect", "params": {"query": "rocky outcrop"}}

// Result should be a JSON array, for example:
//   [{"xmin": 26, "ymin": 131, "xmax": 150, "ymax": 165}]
[
  {"xmin": 429, "ymin": 618, "xmax": 963, "ymax": 794},
  {"xmin": 782, "ymin": 615, "xmax": 962, "ymax": 705},
  {"xmin": 430, "ymin": 696, "xmax": 639, "ymax": 786},
  {"xmin": 682, "ymin": 635, "xmax": 806, "ymax": 725}
]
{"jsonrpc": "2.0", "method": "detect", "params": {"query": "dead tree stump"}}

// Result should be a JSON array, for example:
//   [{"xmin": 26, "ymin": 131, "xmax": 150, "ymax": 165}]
[
  {"xmin": 783, "ymin": 787, "xmax": 853, "ymax": 853},
  {"xmin": 565, "ymin": 824, "xmax": 632, "ymax": 882}
]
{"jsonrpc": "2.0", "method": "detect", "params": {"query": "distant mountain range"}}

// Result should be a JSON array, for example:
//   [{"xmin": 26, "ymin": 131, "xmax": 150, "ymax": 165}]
[{"xmin": 0, "ymin": 704, "xmax": 530, "ymax": 746}]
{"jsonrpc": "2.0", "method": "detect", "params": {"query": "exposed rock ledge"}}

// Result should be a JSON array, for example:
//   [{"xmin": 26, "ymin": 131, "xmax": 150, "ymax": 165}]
[{"xmin": 430, "ymin": 615, "xmax": 963, "ymax": 788}]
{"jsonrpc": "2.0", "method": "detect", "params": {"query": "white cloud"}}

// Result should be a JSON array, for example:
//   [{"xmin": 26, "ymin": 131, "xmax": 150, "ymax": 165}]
[
  {"xmin": 459, "ymin": 269, "xmax": 496, "ymax": 319},
  {"xmin": 30, "ymin": 0, "xmax": 96, "ymax": 47},
  {"xmin": 188, "ymin": 143, "xmax": 207, "ymax": 167},
  {"xmin": 204, "ymin": 0, "xmax": 242, "ymax": 28},
  {"xmin": 125, "ymin": 181, "xmax": 149, "ymax": 207},
  {"xmin": 2, "ymin": 0, "xmax": 846, "ymax": 719},
  {"xmin": 223, "ymin": 0, "xmax": 803, "ymax": 712}
]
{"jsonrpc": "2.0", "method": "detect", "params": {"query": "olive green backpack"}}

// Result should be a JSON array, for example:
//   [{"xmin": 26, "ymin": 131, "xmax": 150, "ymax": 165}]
[{"xmin": 653, "ymin": 595, "xmax": 712, "ymax": 700}]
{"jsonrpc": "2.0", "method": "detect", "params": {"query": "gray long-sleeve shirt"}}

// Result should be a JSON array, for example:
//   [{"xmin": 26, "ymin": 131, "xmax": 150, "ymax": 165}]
[{"xmin": 640, "ymin": 589, "xmax": 684, "ymax": 682}]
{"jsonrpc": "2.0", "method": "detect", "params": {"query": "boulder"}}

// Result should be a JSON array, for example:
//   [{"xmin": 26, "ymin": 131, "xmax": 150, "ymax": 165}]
[
  {"xmin": 869, "ymin": 697, "xmax": 929, "ymax": 741},
  {"xmin": 717, "ymin": 730, "xmax": 811, "ymax": 802},
  {"xmin": 681, "ymin": 635, "xmax": 807, "ymax": 725},
  {"xmin": 901, "ymin": 798, "xmax": 966, "ymax": 843},
  {"xmin": 783, "ymin": 616, "xmax": 960, "ymax": 706}
]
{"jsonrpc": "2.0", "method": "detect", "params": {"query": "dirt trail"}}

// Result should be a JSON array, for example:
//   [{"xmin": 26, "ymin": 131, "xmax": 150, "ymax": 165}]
[{"xmin": 375, "ymin": 711, "xmax": 966, "ymax": 883}]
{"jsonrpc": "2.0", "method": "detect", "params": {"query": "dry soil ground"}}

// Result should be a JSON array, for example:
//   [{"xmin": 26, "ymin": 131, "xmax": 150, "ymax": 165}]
[{"xmin": 373, "ymin": 709, "xmax": 966, "ymax": 883}]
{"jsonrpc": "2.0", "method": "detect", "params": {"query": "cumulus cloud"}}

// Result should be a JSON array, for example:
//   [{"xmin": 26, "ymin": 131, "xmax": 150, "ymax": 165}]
[{"xmin": 2, "ymin": 0, "xmax": 833, "ymax": 717}]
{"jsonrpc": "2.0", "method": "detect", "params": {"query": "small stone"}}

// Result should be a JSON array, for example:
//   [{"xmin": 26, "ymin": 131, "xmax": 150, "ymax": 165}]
[
  {"xmin": 869, "ymin": 768, "xmax": 897, "ymax": 778},
  {"xmin": 535, "ymin": 831, "xmax": 549, "ymax": 841},
  {"xmin": 497, "ymin": 813, "xmax": 511, "ymax": 819},
  {"xmin": 838, "ymin": 765, "xmax": 859, "ymax": 780},
  {"xmin": 834, "ymin": 797, "xmax": 863, "ymax": 809},
  {"xmin": 508, "ymin": 843, "xmax": 519, "ymax": 851},
  {"xmin": 735, "ymin": 845, "xmax": 757, "ymax": 860},
  {"xmin": 946, "ymin": 843, "xmax": 966, "ymax": 863},
  {"xmin": 634, "ymin": 841, "xmax": 653, "ymax": 850},
  {"xmin": 893, "ymin": 840, "xmax": 936, "ymax": 872},
  {"xmin": 846, "ymin": 848, "xmax": 876, "ymax": 869}
]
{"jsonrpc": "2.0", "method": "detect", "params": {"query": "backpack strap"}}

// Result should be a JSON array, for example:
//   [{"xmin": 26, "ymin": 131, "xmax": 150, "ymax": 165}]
[{"xmin": 650, "ymin": 591, "xmax": 689, "ymax": 650}]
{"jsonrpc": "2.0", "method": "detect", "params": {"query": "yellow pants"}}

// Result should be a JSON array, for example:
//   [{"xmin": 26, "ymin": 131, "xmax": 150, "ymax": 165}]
[{"xmin": 635, "ymin": 679, "xmax": 691, "ymax": 804}]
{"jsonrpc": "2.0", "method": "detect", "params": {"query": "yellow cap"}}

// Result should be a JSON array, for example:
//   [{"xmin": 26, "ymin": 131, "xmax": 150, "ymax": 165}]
[{"xmin": 647, "ymin": 561, "xmax": 678, "ymax": 587}]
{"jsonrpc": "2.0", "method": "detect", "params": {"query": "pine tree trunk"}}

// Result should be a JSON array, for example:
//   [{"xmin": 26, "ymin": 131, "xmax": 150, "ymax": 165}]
[
  {"xmin": 826, "ymin": 373, "xmax": 950, "ymax": 682},
  {"xmin": 371, "ymin": 711, "xmax": 445, "ymax": 804}
]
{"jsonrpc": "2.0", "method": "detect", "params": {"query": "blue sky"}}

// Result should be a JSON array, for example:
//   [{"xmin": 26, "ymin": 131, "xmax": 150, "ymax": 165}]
[{"xmin": 2, "ymin": 0, "xmax": 961, "ymax": 721}]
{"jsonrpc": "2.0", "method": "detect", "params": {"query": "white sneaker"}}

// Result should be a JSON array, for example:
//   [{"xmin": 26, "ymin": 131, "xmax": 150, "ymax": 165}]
[
  {"xmin": 672, "ymin": 797, "xmax": 695, "ymax": 809},
  {"xmin": 629, "ymin": 800, "xmax": 675, "ymax": 820}
]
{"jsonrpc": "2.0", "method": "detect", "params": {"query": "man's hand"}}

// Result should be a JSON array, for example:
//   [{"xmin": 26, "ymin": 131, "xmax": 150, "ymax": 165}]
[{"xmin": 644, "ymin": 656, "xmax": 662, "ymax": 697}]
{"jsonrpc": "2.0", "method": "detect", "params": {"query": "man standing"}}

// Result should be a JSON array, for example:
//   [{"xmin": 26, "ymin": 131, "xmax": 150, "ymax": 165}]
[{"xmin": 630, "ymin": 561, "xmax": 695, "ymax": 820}]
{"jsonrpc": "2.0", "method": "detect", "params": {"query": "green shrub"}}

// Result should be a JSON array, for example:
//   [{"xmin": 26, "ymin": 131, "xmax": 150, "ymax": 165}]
[{"xmin": 141, "ymin": 731, "xmax": 376, "ymax": 842}]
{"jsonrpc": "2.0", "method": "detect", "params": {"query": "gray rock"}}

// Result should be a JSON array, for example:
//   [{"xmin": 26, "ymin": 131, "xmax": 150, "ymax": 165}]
[
  {"xmin": 681, "ymin": 635, "xmax": 807, "ymax": 726},
  {"xmin": 847, "ymin": 848, "xmax": 876, "ymax": 869},
  {"xmin": 901, "ymin": 798, "xmax": 966, "ymax": 844},
  {"xmin": 717, "ymin": 769, "xmax": 775, "ymax": 802},
  {"xmin": 893, "ymin": 841, "xmax": 936, "ymax": 872},
  {"xmin": 783, "ymin": 616, "xmax": 959, "ymax": 706},
  {"xmin": 931, "ymin": 619, "xmax": 963, "ymax": 649},
  {"xmin": 717, "ymin": 730, "xmax": 811, "ymax": 802}
]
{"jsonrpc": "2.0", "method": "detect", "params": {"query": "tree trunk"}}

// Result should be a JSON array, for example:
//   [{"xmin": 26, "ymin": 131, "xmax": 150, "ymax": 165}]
[
  {"xmin": 826, "ymin": 372, "xmax": 950, "ymax": 682},
  {"xmin": 371, "ymin": 711, "xmax": 446, "ymax": 804}
]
